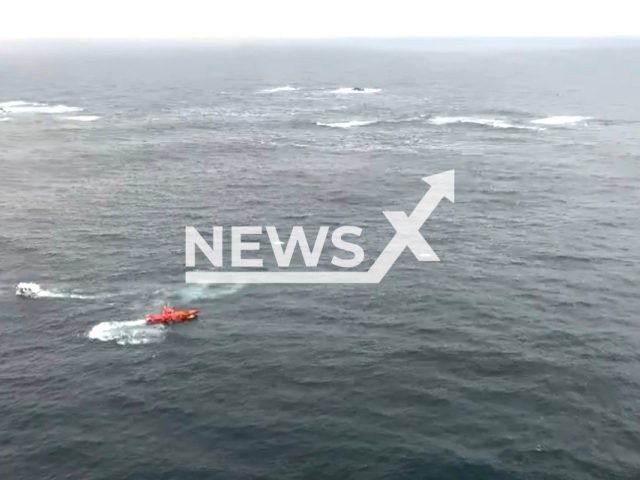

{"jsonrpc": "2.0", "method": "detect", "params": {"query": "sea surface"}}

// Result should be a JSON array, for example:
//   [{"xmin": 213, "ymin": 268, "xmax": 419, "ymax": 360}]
[{"xmin": 1, "ymin": 38, "xmax": 640, "ymax": 479}]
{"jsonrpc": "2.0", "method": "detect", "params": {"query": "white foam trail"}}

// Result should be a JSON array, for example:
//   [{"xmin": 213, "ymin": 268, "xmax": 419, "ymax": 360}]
[
  {"xmin": 259, "ymin": 86, "xmax": 298, "ymax": 93},
  {"xmin": 15, "ymin": 282, "xmax": 97, "ymax": 299},
  {"xmin": 64, "ymin": 115, "xmax": 100, "ymax": 122},
  {"xmin": 317, "ymin": 120, "xmax": 377, "ymax": 128},
  {"xmin": 88, "ymin": 319, "xmax": 165, "ymax": 346},
  {"xmin": 38, "ymin": 290, "xmax": 96, "ymax": 299},
  {"xmin": 36, "ymin": 290, "xmax": 70, "ymax": 298},
  {"xmin": 428, "ymin": 116, "xmax": 540, "ymax": 130},
  {"xmin": 531, "ymin": 116, "xmax": 591, "ymax": 125},
  {"xmin": 0, "ymin": 118, "xmax": 10, "ymax": 122},
  {"xmin": 0, "ymin": 101, "xmax": 83, "ymax": 114},
  {"xmin": 332, "ymin": 88, "xmax": 381, "ymax": 94}
]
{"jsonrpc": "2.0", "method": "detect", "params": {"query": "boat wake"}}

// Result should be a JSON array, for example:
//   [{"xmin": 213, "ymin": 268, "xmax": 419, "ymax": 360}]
[
  {"xmin": 87, "ymin": 319, "xmax": 165, "ymax": 346},
  {"xmin": 15, "ymin": 282, "xmax": 99, "ymax": 299}
]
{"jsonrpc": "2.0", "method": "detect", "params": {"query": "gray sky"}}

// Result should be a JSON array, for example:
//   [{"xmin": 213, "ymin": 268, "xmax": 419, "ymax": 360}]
[{"xmin": 1, "ymin": 0, "xmax": 638, "ymax": 38}]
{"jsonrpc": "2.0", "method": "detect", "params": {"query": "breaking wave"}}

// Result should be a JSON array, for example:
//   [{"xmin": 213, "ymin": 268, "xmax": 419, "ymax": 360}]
[
  {"xmin": 259, "ymin": 86, "xmax": 298, "ymax": 93},
  {"xmin": 87, "ymin": 319, "xmax": 165, "ymax": 346},
  {"xmin": 64, "ymin": 115, "xmax": 100, "ymax": 122},
  {"xmin": 0, "ymin": 101, "xmax": 29, "ymax": 107},
  {"xmin": 428, "ymin": 116, "xmax": 541, "ymax": 130},
  {"xmin": 315, "ymin": 115, "xmax": 422, "ymax": 129},
  {"xmin": 317, "ymin": 120, "xmax": 377, "ymax": 128},
  {"xmin": 331, "ymin": 88, "xmax": 381, "ymax": 94},
  {"xmin": 0, "ymin": 100, "xmax": 83, "ymax": 114},
  {"xmin": 531, "ymin": 116, "xmax": 591, "ymax": 125}
]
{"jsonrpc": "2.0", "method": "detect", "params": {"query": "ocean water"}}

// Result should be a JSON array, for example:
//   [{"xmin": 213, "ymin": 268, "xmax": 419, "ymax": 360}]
[{"xmin": 1, "ymin": 39, "xmax": 640, "ymax": 479}]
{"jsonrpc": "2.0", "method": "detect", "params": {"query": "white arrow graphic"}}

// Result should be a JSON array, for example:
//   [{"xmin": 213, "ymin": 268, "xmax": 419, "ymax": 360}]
[{"xmin": 186, "ymin": 170, "xmax": 454, "ymax": 284}]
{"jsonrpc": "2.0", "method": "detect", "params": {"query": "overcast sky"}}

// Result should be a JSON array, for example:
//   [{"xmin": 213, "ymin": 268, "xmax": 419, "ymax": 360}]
[{"xmin": 1, "ymin": 0, "xmax": 638, "ymax": 38}]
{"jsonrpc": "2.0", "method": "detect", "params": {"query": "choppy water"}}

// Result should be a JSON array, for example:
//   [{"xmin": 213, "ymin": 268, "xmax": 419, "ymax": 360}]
[{"xmin": 1, "ymin": 39, "xmax": 640, "ymax": 479}]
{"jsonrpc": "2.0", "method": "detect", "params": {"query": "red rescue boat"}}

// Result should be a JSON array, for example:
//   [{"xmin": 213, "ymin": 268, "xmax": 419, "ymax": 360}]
[{"xmin": 146, "ymin": 306, "xmax": 199, "ymax": 324}]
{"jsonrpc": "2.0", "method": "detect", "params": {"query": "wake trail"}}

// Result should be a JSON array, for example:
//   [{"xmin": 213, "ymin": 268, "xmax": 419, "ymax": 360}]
[
  {"xmin": 15, "ymin": 282, "xmax": 106, "ymax": 299},
  {"xmin": 87, "ymin": 319, "xmax": 166, "ymax": 346}
]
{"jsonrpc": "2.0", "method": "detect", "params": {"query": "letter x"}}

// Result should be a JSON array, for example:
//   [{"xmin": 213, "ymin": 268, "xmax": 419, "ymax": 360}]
[{"xmin": 383, "ymin": 211, "xmax": 438, "ymax": 261}]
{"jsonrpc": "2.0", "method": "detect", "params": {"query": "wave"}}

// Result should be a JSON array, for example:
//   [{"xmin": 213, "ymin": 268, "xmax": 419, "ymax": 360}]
[
  {"xmin": 428, "ymin": 116, "xmax": 540, "ymax": 130},
  {"xmin": 0, "ymin": 101, "xmax": 30, "ymax": 107},
  {"xmin": 87, "ymin": 319, "xmax": 165, "ymax": 346},
  {"xmin": 259, "ymin": 86, "xmax": 298, "ymax": 93},
  {"xmin": 331, "ymin": 88, "xmax": 381, "ymax": 94},
  {"xmin": 0, "ymin": 118, "xmax": 10, "ymax": 122},
  {"xmin": 531, "ymin": 116, "xmax": 591, "ymax": 125},
  {"xmin": 392, "ymin": 116, "xmax": 422, "ymax": 123},
  {"xmin": 0, "ymin": 100, "xmax": 83, "ymax": 114},
  {"xmin": 317, "ymin": 120, "xmax": 377, "ymax": 128},
  {"xmin": 315, "ymin": 115, "xmax": 422, "ymax": 129},
  {"xmin": 64, "ymin": 115, "xmax": 100, "ymax": 122}
]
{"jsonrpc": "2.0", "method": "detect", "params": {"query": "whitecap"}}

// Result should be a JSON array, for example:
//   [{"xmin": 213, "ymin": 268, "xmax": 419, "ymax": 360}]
[
  {"xmin": 317, "ymin": 120, "xmax": 377, "ymax": 128},
  {"xmin": 428, "ymin": 116, "xmax": 540, "ymax": 130},
  {"xmin": 531, "ymin": 116, "xmax": 591, "ymax": 125},
  {"xmin": 0, "ymin": 100, "xmax": 83, "ymax": 114},
  {"xmin": 0, "ymin": 101, "xmax": 31, "ymax": 107},
  {"xmin": 259, "ymin": 86, "xmax": 298, "ymax": 93},
  {"xmin": 332, "ymin": 87, "xmax": 381, "ymax": 94},
  {"xmin": 64, "ymin": 115, "xmax": 100, "ymax": 122}
]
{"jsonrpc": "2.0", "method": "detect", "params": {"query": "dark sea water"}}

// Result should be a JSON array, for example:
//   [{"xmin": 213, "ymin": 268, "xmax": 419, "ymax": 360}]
[{"xmin": 1, "ymin": 39, "xmax": 640, "ymax": 479}]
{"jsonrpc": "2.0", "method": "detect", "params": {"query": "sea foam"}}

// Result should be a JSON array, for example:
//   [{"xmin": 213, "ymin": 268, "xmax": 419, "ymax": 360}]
[
  {"xmin": 531, "ymin": 116, "xmax": 591, "ymax": 125},
  {"xmin": 64, "ymin": 116, "xmax": 100, "ymax": 122},
  {"xmin": 331, "ymin": 88, "xmax": 381, "ymax": 94},
  {"xmin": 259, "ymin": 86, "xmax": 298, "ymax": 93},
  {"xmin": 428, "ymin": 116, "xmax": 540, "ymax": 130},
  {"xmin": 0, "ymin": 100, "xmax": 83, "ymax": 114},
  {"xmin": 88, "ymin": 319, "xmax": 166, "ymax": 346},
  {"xmin": 317, "ymin": 120, "xmax": 377, "ymax": 128}
]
